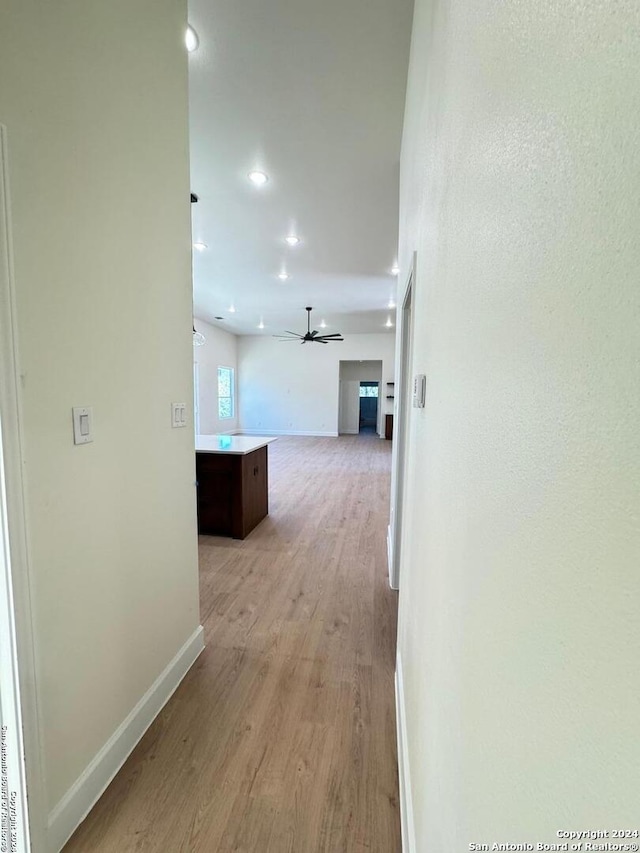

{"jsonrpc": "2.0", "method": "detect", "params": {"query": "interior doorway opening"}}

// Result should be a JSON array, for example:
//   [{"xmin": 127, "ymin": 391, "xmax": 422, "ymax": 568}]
[
  {"xmin": 388, "ymin": 259, "xmax": 415, "ymax": 589},
  {"xmin": 359, "ymin": 382, "xmax": 379, "ymax": 434},
  {"xmin": 1, "ymin": 123, "xmax": 38, "ymax": 853},
  {"xmin": 338, "ymin": 360, "xmax": 383, "ymax": 436}
]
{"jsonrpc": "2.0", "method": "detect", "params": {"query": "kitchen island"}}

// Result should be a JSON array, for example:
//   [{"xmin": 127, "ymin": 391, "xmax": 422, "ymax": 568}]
[{"xmin": 195, "ymin": 435, "xmax": 277, "ymax": 539}]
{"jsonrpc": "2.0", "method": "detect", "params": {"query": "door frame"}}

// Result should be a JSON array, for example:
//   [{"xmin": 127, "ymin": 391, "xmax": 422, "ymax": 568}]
[
  {"xmin": 0, "ymin": 124, "xmax": 46, "ymax": 853},
  {"xmin": 388, "ymin": 253, "xmax": 416, "ymax": 590}
]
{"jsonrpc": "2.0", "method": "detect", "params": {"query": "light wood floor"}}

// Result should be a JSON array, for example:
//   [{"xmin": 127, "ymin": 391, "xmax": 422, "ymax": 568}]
[{"xmin": 65, "ymin": 435, "xmax": 400, "ymax": 852}]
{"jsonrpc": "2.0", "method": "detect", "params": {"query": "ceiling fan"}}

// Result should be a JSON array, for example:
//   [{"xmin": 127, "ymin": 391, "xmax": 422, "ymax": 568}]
[{"xmin": 274, "ymin": 306, "xmax": 344, "ymax": 344}]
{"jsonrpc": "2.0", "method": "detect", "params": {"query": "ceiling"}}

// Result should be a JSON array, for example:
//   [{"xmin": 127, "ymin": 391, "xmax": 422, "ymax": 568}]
[{"xmin": 188, "ymin": 0, "xmax": 414, "ymax": 337}]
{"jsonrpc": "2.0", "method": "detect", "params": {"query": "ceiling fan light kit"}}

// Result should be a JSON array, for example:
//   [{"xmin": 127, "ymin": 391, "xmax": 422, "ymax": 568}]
[{"xmin": 274, "ymin": 307, "xmax": 344, "ymax": 344}]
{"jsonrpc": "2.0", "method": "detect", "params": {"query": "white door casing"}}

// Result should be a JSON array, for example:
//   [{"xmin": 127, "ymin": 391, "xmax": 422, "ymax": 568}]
[
  {"xmin": 388, "ymin": 254, "xmax": 416, "ymax": 589},
  {"xmin": 0, "ymin": 124, "xmax": 45, "ymax": 853}
]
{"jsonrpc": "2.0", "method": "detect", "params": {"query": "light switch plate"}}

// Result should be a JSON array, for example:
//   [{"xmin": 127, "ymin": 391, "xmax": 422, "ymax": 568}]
[
  {"xmin": 72, "ymin": 406, "xmax": 93, "ymax": 444},
  {"xmin": 171, "ymin": 402, "xmax": 187, "ymax": 428}
]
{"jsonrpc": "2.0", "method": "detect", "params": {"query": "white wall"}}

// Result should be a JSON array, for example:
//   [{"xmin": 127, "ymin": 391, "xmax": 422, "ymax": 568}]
[
  {"xmin": 396, "ymin": 0, "xmax": 640, "ymax": 849},
  {"xmin": 339, "ymin": 360, "xmax": 383, "ymax": 382},
  {"xmin": 238, "ymin": 333, "xmax": 395, "ymax": 436},
  {"xmin": 194, "ymin": 318, "xmax": 239, "ymax": 434},
  {"xmin": 0, "ymin": 0, "xmax": 201, "ymax": 841}
]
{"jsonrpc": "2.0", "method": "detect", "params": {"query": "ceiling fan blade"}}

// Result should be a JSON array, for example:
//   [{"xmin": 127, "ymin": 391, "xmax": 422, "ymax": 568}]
[
  {"xmin": 315, "ymin": 333, "xmax": 342, "ymax": 338},
  {"xmin": 284, "ymin": 331, "xmax": 303, "ymax": 337}
]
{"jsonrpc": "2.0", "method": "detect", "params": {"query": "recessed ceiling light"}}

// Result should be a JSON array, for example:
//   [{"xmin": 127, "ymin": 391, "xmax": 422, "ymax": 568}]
[
  {"xmin": 185, "ymin": 25, "xmax": 199, "ymax": 52},
  {"xmin": 258, "ymin": 320, "xmax": 265, "ymax": 329},
  {"xmin": 277, "ymin": 272, "xmax": 290, "ymax": 281},
  {"xmin": 248, "ymin": 170, "xmax": 269, "ymax": 187},
  {"xmin": 391, "ymin": 264, "xmax": 400, "ymax": 276},
  {"xmin": 285, "ymin": 235, "xmax": 300, "ymax": 247},
  {"xmin": 193, "ymin": 241, "xmax": 207, "ymax": 251},
  {"xmin": 319, "ymin": 320, "xmax": 327, "ymax": 329},
  {"xmin": 228, "ymin": 305, "xmax": 236, "ymax": 314},
  {"xmin": 388, "ymin": 299, "xmax": 396, "ymax": 309},
  {"xmin": 385, "ymin": 317, "xmax": 393, "ymax": 328}
]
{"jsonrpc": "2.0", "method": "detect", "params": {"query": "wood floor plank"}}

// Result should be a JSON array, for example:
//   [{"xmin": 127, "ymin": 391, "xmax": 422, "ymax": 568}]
[{"xmin": 64, "ymin": 434, "xmax": 400, "ymax": 852}]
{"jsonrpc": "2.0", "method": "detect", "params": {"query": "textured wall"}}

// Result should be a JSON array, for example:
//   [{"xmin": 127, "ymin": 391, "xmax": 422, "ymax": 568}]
[
  {"xmin": 0, "ymin": 0, "xmax": 200, "ymax": 814},
  {"xmin": 396, "ymin": 0, "xmax": 640, "ymax": 848}
]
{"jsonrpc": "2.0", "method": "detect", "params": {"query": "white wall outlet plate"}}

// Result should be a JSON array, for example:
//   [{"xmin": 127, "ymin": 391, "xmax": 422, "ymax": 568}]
[
  {"xmin": 412, "ymin": 374, "xmax": 426, "ymax": 408},
  {"xmin": 72, "ymin": 406, "xmax": 93, "ymax": 444},
  {"xmin": 171, "ymin": 402, "xmax": 187, "ymax": 428}
]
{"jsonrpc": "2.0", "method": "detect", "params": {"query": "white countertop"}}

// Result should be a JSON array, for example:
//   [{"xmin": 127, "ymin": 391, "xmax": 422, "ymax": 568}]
[{"xmin": 195, "ymin": 434, "xmax": 278, "ymax": 455}]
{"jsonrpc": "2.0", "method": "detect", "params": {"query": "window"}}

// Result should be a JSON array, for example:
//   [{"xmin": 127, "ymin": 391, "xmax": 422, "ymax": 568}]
[
  {"xmin": 218, "ymin": 366, "xmax": 234, "ymax": 419},
  {"xmin": 359, "ymin": 383, "xmax": 379, "ymax": 398}
]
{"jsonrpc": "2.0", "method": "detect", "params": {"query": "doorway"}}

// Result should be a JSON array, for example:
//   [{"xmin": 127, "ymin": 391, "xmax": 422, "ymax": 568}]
[
  {"xmin": 0, "ymin": 422, "xmax": 31, "ymax": 853},
  {"xmin": 359, "ymin": 382, "xmax": 379, "ymax": 434},
  {"xmin": 1, "ymin": 124, "xmax": 38, "ymax": 853},
  {"xmin": 338, "ymin": 360, "xmax": 383, "ymax": 436},
  {"xmin": 388, "ymin": 258, "xmax": 415, "ymax": 589}
]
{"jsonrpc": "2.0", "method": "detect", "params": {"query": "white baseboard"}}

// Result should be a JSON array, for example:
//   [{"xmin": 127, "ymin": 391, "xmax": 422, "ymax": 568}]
[
  {"xmin": 47, "ymin": 625, "xmax": 205, "ymax": 853},
  {"xmin": 396, "ymin": 652, "xmax": 416, "ymax": 853},
  {"xmin": 239, "ymin": 429, "xmax": 339, "ymax": 437}
]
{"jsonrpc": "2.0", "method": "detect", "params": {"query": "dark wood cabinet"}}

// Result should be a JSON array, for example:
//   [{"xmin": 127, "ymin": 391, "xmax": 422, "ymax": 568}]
[
  {"xmin": 385, "ymin": 413, "xmax": 394, "ymax": 441},
  {"xmin": 196, "ymin": 445, "xmax": 269, "ymax": 539}
]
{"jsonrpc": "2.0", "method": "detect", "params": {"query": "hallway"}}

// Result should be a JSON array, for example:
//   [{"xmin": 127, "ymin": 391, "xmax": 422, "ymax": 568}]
[{"xmin": 65, "ymin": 435, "xmax": 399, "ymax": 852}]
